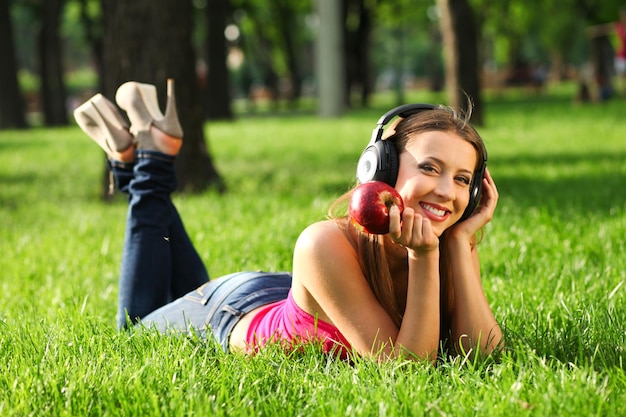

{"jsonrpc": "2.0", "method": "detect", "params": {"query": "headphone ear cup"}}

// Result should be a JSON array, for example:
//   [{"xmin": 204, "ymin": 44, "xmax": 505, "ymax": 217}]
[
  {"xmin": 357, "ymin": 103, "xmax": 437, "ymax": 186},
  {"xmin": 356, "ymin": 145, "xmax": 379, "ymax": 184},
  {"xmin": 459, "ymin": 164, "xmax": 485, "ymax": 221},
  {"xmin": 382, "ymin": 141, "xmax": 399, "ymax": 185},
  {"xmin": 356, "ymin": 140, "xmax": 399, "ymax": 185}
]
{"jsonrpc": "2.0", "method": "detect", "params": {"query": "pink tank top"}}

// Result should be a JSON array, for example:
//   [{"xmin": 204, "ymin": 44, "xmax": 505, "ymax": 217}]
[{"xmin": 246, "ymin": 290, "xmax": 351, "ymax": 358}]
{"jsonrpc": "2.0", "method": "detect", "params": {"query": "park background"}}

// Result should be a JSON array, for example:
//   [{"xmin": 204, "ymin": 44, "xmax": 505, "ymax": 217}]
[{"xmin": 1, "ymin": 0, "xmax": 625, "ymax": 415}]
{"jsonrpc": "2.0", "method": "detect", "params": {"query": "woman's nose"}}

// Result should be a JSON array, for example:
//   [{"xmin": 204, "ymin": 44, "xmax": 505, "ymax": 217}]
[{"xmin": 433, "ymin": 177, "xmax": 455, "ymax": 200}]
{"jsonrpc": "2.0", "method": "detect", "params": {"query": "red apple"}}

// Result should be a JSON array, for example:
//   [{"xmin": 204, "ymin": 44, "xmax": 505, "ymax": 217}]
[{"xmin": 349, "ymin": 181, "xmax": 404, "ymax": 234}]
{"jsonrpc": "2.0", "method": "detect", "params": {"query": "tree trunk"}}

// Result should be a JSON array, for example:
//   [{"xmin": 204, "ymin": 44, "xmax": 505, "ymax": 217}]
[
  {"xmin": 101, "ymin": 0, "xmax": 224, "ymax": 192},
  {"xmin": 38, "ymin": 0, "xmax": 68, "ymax": 126},
  {"xmin": 437, "ymin": 0, "xmax": 484, "ymax": 125},
  {"xmin": 590, "ymin": 34, "xmax": 615, "ymax": 101},
  {"xmin": 77, "ymin": 0, "xmax": 104, "ymax": 93},
  {"xmin": 316, "ymin": 0, "xmax": 345, "ymax": 117},
  {"xmin": 0, "ymin": 0, "xmax": 27, "ymax": 129},
  {"xmin": 343, "ymin": 0, "xmax": 373, "ymax": 108},
  {"xmin": 356, "ymin": 0, "xmax": 373, "ymax": 107},
  {"xmin": 206, "ymin": 0, "xmax": 233, "ymax": 120},
  {"xmin": 244, "ymin": 11, "xmax": 280, "ymax": 111},
  {"xmin": 273, "ymin": 0, "xmax": 301, "ymax": 104}
]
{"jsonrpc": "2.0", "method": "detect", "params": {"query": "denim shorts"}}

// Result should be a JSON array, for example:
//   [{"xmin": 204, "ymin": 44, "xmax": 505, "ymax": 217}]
[{"xmin": 139, "ymin": 271, "xmax": 292, "ymax": 351}]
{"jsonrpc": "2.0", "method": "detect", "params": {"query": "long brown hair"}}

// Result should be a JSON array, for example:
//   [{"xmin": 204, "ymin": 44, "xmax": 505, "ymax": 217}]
[{"xmin": 328, "ymin": 105, "xmax": 487, "ymax": 344}]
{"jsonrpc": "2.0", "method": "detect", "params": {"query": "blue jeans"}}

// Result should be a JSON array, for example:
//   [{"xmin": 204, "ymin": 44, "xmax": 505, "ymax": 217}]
[
  {"xmin": 141, "ymin": 271, "xmax": 292, "ymax": 351},
  {"xmin": 112, "ymin": 152, "xmax": 291, "ymax": 350}
]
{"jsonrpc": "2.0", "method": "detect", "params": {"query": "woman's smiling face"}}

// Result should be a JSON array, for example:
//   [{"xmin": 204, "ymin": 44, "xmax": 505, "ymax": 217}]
[{"xmin": 394, "ymin": 130, "xmax": 478, "ymax": 236}]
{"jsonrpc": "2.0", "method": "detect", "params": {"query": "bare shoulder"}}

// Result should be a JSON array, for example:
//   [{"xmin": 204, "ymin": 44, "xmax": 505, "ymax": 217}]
[
  {"xmin": 295, "ymin": 219, "xmax": 354, "ymax": 255},
  {"xmin": 293, "ymin": 219, "xmax": 362, "ymax": 276},
  {"xmin": 291, "ymin": 219, "xmax": 362, "ymax": 316},
  {"xmin": 292, "ymin": 219, "xmax": 399, "ymax": 353}
]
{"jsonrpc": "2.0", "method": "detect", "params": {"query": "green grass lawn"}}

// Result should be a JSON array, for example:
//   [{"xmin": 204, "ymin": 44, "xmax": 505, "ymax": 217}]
[{"xmin": 1, "ymin": 88, "xmax": 625, "ymax": 415}]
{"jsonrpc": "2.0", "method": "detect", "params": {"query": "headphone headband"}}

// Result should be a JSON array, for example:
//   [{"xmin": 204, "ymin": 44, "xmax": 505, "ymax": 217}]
[{"xmin": 369, "ymin": 103, "xmax": 438, "ymax": 145}]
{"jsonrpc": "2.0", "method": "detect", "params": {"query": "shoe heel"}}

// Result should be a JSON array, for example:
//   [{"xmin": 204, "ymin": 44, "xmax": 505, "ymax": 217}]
[
  {"xmin": 115, "ymin": 79, "xmax": 183, "ymax": 138},
  {"xmin": 155, "ymin": 79, "xmax": 183, "ymax": 138}
]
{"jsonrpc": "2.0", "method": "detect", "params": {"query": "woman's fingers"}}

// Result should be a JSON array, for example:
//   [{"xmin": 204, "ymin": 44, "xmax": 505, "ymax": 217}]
[
  {"xmin": 388, "ymin": 205, "xmax": 403, "ymax": 239},
  {"xmin": 389, "ymin": 206, "xmax": 438, "ymax": 251},
  {"xmin": 479, "ymin": 168, "xmax": 498, "ymax": 219}
]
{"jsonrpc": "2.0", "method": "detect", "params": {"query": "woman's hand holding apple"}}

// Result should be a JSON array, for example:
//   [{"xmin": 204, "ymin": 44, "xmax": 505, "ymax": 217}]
[
  {"xmin": 349, "ymin": 181, "xmax": 404, "ymax": 235},
  {"xmin": 389, "ymin": 205, "xmax": 439, "ymax": 254}
]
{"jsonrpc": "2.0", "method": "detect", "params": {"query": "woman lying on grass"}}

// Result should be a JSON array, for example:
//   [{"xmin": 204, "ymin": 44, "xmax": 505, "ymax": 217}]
[{"xmin": 74, "ymin": 79, "xmax": 502, "ymax": 363}]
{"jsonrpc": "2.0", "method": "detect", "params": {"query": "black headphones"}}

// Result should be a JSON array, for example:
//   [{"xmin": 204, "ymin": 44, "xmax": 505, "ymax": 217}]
[{"xmin": 356, "ymin": 103, "xmax": 487, "ymax": 222}]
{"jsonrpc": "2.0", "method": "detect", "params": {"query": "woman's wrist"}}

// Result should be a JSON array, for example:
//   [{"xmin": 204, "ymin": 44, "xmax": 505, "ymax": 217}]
[
  {"xmin": 407, "ymin": 246, "xmax": 440, "ymax": 262},
  {"xmin": 444, "ymin": 228, "xmax": 475, "ymax": 247}
]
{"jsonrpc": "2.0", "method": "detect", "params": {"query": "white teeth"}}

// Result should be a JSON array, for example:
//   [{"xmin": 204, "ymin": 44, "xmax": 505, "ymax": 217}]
[{"xmin": 421, "ymin": 204, "xmax": 446, "ymax": 217}]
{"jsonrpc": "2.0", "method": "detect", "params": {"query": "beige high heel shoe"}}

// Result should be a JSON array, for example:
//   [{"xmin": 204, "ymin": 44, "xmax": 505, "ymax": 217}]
[
  {"xmin": 115, "ymin": 78, "xmax": 183, "ymax": 155},
  {"xmin": 73, "ymin": 94, "xmax": 135, "ymax": 162}
]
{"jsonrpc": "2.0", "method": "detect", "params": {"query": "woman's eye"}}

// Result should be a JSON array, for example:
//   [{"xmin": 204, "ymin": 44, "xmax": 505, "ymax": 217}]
[
  {"xmin": 456, "ymin": 176, "xmax": 471, "ymax": 185},
  {"xmin": 419, "ymin": 163, "xmax": 437, "ymax": 173}
]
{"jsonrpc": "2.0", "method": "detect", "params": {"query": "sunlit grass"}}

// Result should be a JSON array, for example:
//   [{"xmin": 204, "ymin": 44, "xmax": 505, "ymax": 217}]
[{"xmin": 0, "ymin": 91, "xmax": 625, "ymax": 415}]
